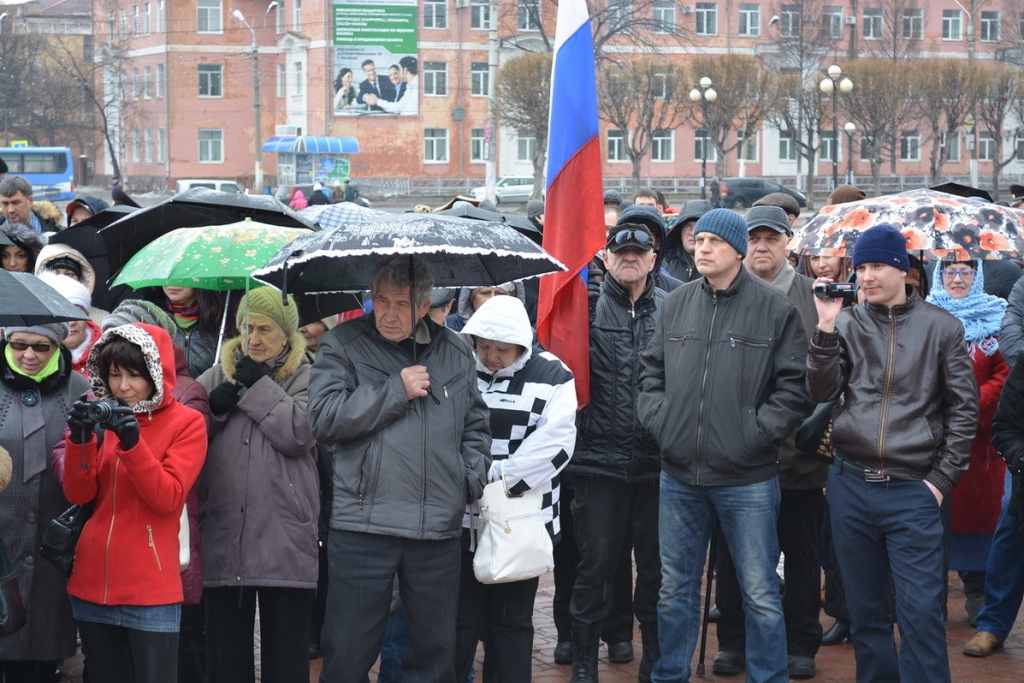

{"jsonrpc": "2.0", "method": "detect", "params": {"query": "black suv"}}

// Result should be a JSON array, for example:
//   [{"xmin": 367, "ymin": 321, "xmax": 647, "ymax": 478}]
[{"xmin": 720, "ymin": 178, "xmax": 807, "ymax": 209}]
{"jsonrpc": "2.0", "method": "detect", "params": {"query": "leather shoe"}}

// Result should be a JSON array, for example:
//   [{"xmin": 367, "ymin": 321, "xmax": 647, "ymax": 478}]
[
  {"xmin": 820, "ymin": 620, "xmax": 850, "ymax": 645},
  {"xmin": 711, "ymin": 650, "xmax": 744, "ymax": 676},
  {"xmin": 607, "ymin": 640, "xmax": 634, "ymax": 663},
  {"xmin": 788, "ymin": 655, "xmax": 816, "ymax": 679},
  {"xmin": 963, "ymin": 631, "xmax": 1003, "ymax": 658},
  {"xmin": 554, "ymin": 640, "xmax": 573, "ymax": 665}
]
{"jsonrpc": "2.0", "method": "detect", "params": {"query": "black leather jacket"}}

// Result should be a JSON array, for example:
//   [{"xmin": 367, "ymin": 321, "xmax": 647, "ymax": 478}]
[{"xmin": 807, "ymin": 288, "xmax": 979, "ymax": 496}]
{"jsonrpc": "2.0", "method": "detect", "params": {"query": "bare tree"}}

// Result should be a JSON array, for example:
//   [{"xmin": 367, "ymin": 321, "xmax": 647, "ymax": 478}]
[
  {"xmin": 865, "ymin": 0, "xmax": 923, "ymax": 62},
  {"xmin": 911, "ymin": 59, "xmax": 979, "ymax": 184},
  {"xmin": 0, "ymin": 30, "xmax": 47, "ymax": 144},
  {"xmin": 597, "ymin": 58, "xmax": 689, "ymax": 189},
  {"xmin": 765, "ymin": 74, "xmax": 826, "ymax": 206},
  {"xmin": 974, "ymin": 65, "xmax": 1022, "ymax": 201},
  {"xmin": 496, "ymin": 52, "xmax": 553, "ymax": 198}
]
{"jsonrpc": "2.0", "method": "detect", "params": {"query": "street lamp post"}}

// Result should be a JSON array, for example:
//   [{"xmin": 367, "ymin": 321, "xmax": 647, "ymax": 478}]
[
  {"xmin": 844, "ymin": 121, "xmax": 856, "ymax": 185},
  {"xmin": 233, "ymin": 2, "xmax": 278, "ymax": 195},
  {"xmin": 819, "ymin": 64, "xmax": 853, "ymax": 191},
  {"xmin": 689, "ymin": 77, "xmax": 717, "ymax": 200}
]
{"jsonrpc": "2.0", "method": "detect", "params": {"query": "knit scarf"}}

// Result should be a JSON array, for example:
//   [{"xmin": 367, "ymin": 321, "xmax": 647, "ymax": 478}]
[
  {"xmin": 926, "ymin": 263, "xmax": 1007, "ymax": 357},
  {"xmin": 166, "ymin": 299, "xmax": 200, "ymax": 330}
]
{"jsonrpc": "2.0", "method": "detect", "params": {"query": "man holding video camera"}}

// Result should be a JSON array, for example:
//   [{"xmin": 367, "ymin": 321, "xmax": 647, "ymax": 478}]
[{"xmin": 807, "ymin": 223, "xmax": 979, "ymax": 683}]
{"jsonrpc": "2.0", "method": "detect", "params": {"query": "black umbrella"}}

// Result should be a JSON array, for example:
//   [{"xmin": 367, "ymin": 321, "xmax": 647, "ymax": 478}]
[
  {"xmin": 251, "ymin": 213, "xmax": 566, "ymax": 294},
  {"xmin": 437, "ymin": 204, "xmax": 541, "ymax": 241},
  {"xmin": 99, "ymin": 188, "xmax": 319, "ymax": 275},
  {"xmin": 293, "ymin": 291, "xmax": 364, "ymax": 327},
  {"xmin": 47, "ymin": 206, "xmax": 138, "ymax": 311},
  {"xmin": 928, "ymin": 182, "xmax": 993, "ymax": 203},
  {"xmin": 0, "ymin": 271, "xmax": 90, "ymax": 326}
]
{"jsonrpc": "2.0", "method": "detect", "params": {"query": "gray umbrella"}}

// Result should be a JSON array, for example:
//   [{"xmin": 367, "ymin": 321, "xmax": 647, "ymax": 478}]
[
  {"xmin": 0, "ymin": 232, "xmax": 11, "ymax": 247},
  {"xmin": 0, "ymin": 271, "xmax": 90, "ymax": 326}
]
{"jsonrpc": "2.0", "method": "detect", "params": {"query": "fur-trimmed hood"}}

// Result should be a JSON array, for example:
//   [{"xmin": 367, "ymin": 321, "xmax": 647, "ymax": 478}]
[
  {"xmin": 1, "ymin": 222, "xmax": 45, "ymax": 265},
  {"xmin": 35, "ymin": 243, "xmax": 97, "ymax": 294},
  {"xmin": 87, "ymin": 322, "xmax": 177, "ymax": 415},
  {"xmin": 219, "ymin": 333, "xmax": 307, "ymax": 383}
]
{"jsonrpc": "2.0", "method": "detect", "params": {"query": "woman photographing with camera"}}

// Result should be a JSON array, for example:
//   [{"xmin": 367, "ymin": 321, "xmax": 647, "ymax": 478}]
[{"xmin": 62, "ymin": 323, "xmax": 207, "ymax": 683}]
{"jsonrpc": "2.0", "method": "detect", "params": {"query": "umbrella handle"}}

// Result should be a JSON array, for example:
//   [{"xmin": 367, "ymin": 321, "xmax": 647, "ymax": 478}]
[{"xmin": 215, "ymin": 290, "xmax": 231, "ymax": 363}]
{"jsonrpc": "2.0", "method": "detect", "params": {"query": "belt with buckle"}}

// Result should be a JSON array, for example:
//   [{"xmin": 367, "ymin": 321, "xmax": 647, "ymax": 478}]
[{"xmin": 837, "ymin": 455, "xmax": 891, "ymax": 483}]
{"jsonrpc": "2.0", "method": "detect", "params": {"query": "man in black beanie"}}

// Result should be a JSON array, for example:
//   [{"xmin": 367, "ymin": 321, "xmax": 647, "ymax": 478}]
[{"xmin": 807, "ymin": 223, "xmax": 979, "ymax": 683}]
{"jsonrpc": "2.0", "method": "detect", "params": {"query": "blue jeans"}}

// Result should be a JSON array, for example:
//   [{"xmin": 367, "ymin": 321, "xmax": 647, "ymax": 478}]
[
  {"xmin": 976, "ymin": 472, "xmax": 1024, "ymax": 640},
  {"xmin": 652, "ymin": 472, "xmax": 787, "ymax": 683},
  {"xmin": 827, "ymin": 461, "xmax": 949, "ymax": 683}
]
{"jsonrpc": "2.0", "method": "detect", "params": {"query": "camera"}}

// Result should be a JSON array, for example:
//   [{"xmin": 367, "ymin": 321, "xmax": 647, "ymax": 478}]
[
  {"xmin": 84, "ymin": 400, "xmax": 121, "ymax": 424},
  {"xmin": 813, "ymin": 282, "xmax": 857, "ymax": 304}
]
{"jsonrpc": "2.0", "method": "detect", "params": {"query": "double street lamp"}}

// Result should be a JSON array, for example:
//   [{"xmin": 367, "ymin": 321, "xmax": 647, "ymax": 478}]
[
  {"xmin": 819, "ymin": 64, "xmax": 853, "ymax": 191},
  {"xmin": 689, "ymin": 77, "xmax": 717, "ymax": 200},
  {"xmin": 233, "ymin": 2, "xmax": 279, "ymax": 195}
]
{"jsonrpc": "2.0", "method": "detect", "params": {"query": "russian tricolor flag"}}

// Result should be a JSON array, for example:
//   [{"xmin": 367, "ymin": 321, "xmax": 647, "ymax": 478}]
[{"xmin": 537, "ymin": 0, "xmax": 605, "ymax": 408}]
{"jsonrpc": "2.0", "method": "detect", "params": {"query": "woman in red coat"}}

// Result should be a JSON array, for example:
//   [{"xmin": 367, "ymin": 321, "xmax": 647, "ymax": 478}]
[{"xmin": 62, "ymin": 323, "xmax": 207, "ymax": 682}]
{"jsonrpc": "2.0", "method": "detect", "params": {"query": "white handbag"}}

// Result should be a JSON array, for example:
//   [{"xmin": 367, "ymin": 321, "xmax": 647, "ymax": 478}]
[
  {"xmin": 178, "ymin": 505, "xmax": 190, "ymax": 572},
  {"xmin": 473, "ymin": 478, "xmax": 553, "ymax": 584}
]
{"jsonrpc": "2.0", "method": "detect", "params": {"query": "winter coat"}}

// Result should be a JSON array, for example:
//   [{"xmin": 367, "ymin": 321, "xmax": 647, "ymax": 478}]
[
  {"xmin": 171, "ymin": 324, "xmax": 218, "ymax": 381},
  {"xmin": 34, "ymin": 244, "xmax": 111, "ymax": 325},
  {"xmin": 198, "ymin": 336, "xmax": 319, "ymax": 589},
  {"xmin": 0, "ymin": 344, "xmax": 88, "ymax": 660},
  {"xmin": 1000, "ymin": 276, "xmax": 1024, "ymax": 365},
  {"xmin": 638, "ymin": 268, "xmax": 811, "ymax": 487},
  {"xmin": 807, "ymin": 289, "xmax": 980, "ymax": 496},
  {"xmin": 64, "ymin": 323, "xmax": 207, "ymax": 607},
  {"xmin": 572, "ymin": 274, "xmax": 664, "ymax": 482},
  {"xmin": 992, "ymin": 351, "xmax": 1024, "ymax": 522},
  {"xmin": 660, "ymin": 200, "xmax": 711, "ymax": 284},
  {"xmin": 2, "ymin": 209, "xmax": 57, "ymax": 234},
  {"xmin": 307, "ymin": 314, "xmax": 492, "ymax": 541},
  {"xmin": 69, "ymin": 319, "xmax": 102, "ymax": 379}
]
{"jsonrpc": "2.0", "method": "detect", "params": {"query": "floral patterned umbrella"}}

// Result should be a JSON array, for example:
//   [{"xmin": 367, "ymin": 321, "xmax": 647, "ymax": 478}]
[
  {"xmin": 789, "ymin": 189, "xmax": 1024, "ymax": 260},
  {"xmin": 113, "ymin": 219, "xmax": 313, "ymax": 291}
]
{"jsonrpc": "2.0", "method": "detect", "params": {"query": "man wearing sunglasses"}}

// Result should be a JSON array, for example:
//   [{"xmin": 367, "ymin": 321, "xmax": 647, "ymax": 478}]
[
  {"xmin": 567, "ymin": 222, "xmax": 665, "ymax": 683},
  {"xmin": 639, "ymin": 208, "xmax": 810, "ymax": 683}
]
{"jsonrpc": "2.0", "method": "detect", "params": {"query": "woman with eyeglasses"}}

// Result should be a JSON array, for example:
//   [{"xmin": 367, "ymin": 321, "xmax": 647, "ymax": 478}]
[
  {"xmin": 927, "ymin": 260, "xmax": 1010, "ymax": 626},
  {"xmin": 0, "ymin": 322, "xmax": 89, "ymax": 680}
]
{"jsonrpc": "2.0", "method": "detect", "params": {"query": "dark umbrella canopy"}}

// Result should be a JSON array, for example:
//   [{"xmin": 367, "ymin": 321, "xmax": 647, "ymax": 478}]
[
  {"xmin": 100, "ymin": 188, "xmax": 318, "ymax": 275},
  {"xmin": 0, "ymin": 271, "xmax": 91, "ymax": 326},
  {"xmin": 437, "ymin": 204, "xmax": 541, "ymax": 241},
  {"xmin": 252, "ymin": 213, "xmax": 566, "ymax": 293}
]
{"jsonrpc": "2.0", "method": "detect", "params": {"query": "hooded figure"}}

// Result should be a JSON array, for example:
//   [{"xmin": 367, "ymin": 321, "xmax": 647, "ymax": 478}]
[
  {"xmin": 289, "ymin": 190, "xmax": 308, "ymax": 210},
  {"xmin": 446, "ymin": 281, "xmax": 527, "ymax": 332},
  {"xmin": 661, "ymin": 200, "xmax": 711, "ymax": 283},
  {"xmin": 616, "ymin": 204, "xmax": 683, "ymax": 292},
  {"xmin": 35, "ymin": 243, "xmax": 111, "ymax": 324},
  {"xmin": 0, "ymin": 222, "xmax": 45, "ymax": 272}
]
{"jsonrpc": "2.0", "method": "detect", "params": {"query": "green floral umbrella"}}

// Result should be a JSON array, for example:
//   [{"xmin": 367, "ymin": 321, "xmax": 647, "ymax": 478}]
[{"xmin": 113, "ymin": 219, "xmax": 313, "ymax": 291}]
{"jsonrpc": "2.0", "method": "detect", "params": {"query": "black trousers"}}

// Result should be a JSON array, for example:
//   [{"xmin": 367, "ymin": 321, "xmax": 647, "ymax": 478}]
[
  {"xmin": 205, "ymin": 586, "xmax": 314, "ymax": 683},
  {"xmin": 716, "ymin": 487, "xmax": 824, "ymax": 658},
  {"xmin": 553, "ymin": 485, "xmax": 637, "ymax": 644},
  {"xmin": 319, "ymin": 530, "xmax": 461, "ymax": 683},
  {"xmin": 0, "ymin": 660, "xmax": 61, "ymax": 683},
  {"xmin": 454, "ymin": 547, "xmax": 539, "ymax": 683},
  {"xmin": 177, "ymin": 601, "xmax": 205, "ymax": 683},
  {"xmin": 569, "ymin": 475, "xmax": 661, "ymax": 630},
  {"xmin": 78, "ymin": 621, "xmax": 179, "ymax": 683}
]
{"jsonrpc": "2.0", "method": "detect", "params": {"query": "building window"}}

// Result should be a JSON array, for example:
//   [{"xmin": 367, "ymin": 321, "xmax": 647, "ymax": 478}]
[
  {"xmin": 424, "ymin": 0, "xmax": 447, "ymax": 28},
  {"xmin": 978, "ymin": 132, "xmax": 996, "ymax": 161},
  {"xmin": 860, "ymin": 134, "xmax": 875, "ymax": 161},
  {"xmin": 424, "ymin": 128, "xmax": 449, "ymax": 162},
  {"xmin": 144, "ymin": 2, "xmax": 151, "ymax": 33},
  {"xmin": 144, "ymin": 129, "xmax": 152, "ymax": 163},
  {"xmin": 131, "ymin": 130, "xmax": 139, "ymax": 163},
  {"xmin": 277, "ymin": 63, "xmax": 286, "ymax": 97},
  {"xmin": 132, "ymin": 5, "xmax": 139, "ymax": 36},
  {"xmin": 609, "ymin": 0, "xmax": 632, "ymax": 26},
  {"xmin": 143, "ymin": 66, "xmax": 151, "ymax": 98},
  {"xmin": 108, "ymin": 11, "xmax": 115, "ymax": 40},
  {"xmin": 198, "ymin": 64, "xmax": 223, "ymax": 97},
  {"xmin": 652, "ymin": 73, "xmax": 667, "ymax": 99},
  {"xmin": 780, "ymin": 4, "xmax": 800, "ymax": 37},
  {"xmin": 696, "ymin": 3, "xmax": 717, "ymax": 35},
  {"xmin": 821, "ymin": 130, "xmax": 837, "ymax": 162},
  {"xmin": 294, "ymin": 0, "xmax": 302, "ymax": 30},
  {"xmin": 157, "ymin": 128, "xmax": 166, "ymax": 163},
  {"xmin": 652, "ymin": 130, "xmax": 674, "ymax": 162},
  {"xmin": 942, "ymin": 9, "xmax": 962, "ymax": 40},
  {"xmin": 779, "ymin": 131, "xmax": 797, "ymax": 161},
  {"xmin": 654, "ymin": 1, "xmax": 675, "ymax": 33},
  {"xmin": 899, "ymin": 130, "xmax": 920, "ymax": 161},
  {"xmin": 423, "ymin": 62, "xmax": 447, "ymax": 96},
  {"xmin": 607, "ymin": 130, "xmax": 626, "ymax": 161},
  {"xmin": 156, "ymin": 63, "xmax": 164, "ymax": 98},
  {"xmin": 823, "ymin": 6, "xmax": 842, "ymax": 39},
  {"xmin": 943, "ymin": 131, "xmax": 960, "ymax": 162},
  {"xmin": 199, "ymin": 129, "xmax": 224, "ymax": 163},
  {"xmin": 694, "ymin": 128, "xmax": 717, "ymax": 161},
  {"xmin": 517, "ymin": 0, "xmax": 541, "ymax": 30},
  {"xmin": 131, "ymin": 69, "xmax": 139, "ymax": 100},
  {"xmin": 156, "ymin": 0, "xmax": 165, "ymax": 33},
  {"xmin": 739, "ymin": 3, "xmax": 760, "ymax": 36},
  {"xmin": 294, "ymin": 62, "xmax": 303, "ymax": 95},
  {"xmin": 980, "ymin": 11, "xmax": 1000, "ymax": 42},
  {"xmin": 471, "ymin": 0, "xmax": 492, "ymax": 30},
  {"xmin": 863, "ymin": 7, "xmax": 882, "ymax": 39},
  {"xmin": 120, "ymin": 9, "xmax": 127, "ymax": 38},
  {"xmin": 1016, "ymin": 134, "xmax": 1024, "ymax": 161},
  {"xmin": 470, "ymin": 128, "xmax": 487, "ymax": 162},
  {"xmin": 902, "ymin": 8, "xmax": 923, "ymax": 40},
  {"xmin": 197, "ymin": 0, "xmax": 222, "ymax": 33},
  {"xmin": 517, "ymin": 136, "xmax": 537, "ymax": 162},
  {"xmin": 737, "ymin": 131, "xmax": 757, "ymax": 161},
  {"xmin": 471, "ymin": 62, "xmax": 490, "ymax": 97},
  {"xmin": 277, "ymin": 3, "xmax": 285, "ymax": 32}
]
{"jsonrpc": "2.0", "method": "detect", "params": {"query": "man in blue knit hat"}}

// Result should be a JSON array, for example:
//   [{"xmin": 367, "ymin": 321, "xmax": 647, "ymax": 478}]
[
  {"xmin": 807, "ymin": 223, "xmax": 979, "ymax": 683},
  {"xmin": 639, "ymin": 208, "xmax": 811, "ymax": 683}
]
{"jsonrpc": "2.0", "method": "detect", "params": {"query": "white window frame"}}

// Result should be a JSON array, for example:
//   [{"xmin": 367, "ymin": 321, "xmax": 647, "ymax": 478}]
[
  {"xmin": 823, "ymin": 6, "xmax": 842, "ymax": 39},
  {"xmin": 131, "ymin": 130, "xmax": 139, "ymax": 163},
  {"xmin": 696, "ymin": 3, "xmax": 717, "ymax": 36},
  {"xmin": 737, "ymin": 131, "xmax": 757, "ymax": 161},
  {"xmin": 517, "ymin": 0, "xmax": 541, "ymax": 30},
  {"xmin": 652, "ymin": 129, "xmax": 674, "ymax": 162},
  {"xmin": 119, "ymin": 8, "xmax": 127, "ymax": 38},
  {"xmin": 198, "ymin": 64, "xmax": 223, "ymax": 98},
  {"xmin": 779, "ymin": 131, "xmax": 797, "ymax": 161},
  {"xmin": 608, "ymin": 129, "xmax": 627, "ymax": 162},
  {"xmin": 739, "ymin": 3, "xmax": 760, "ymax": 37},
  {"xmin": 978, "ymin": 131, "xmax": 996, "ymax": 162},
  {"xmin": 471, "ymin": 0, "xmax": 492, "ymax": 30},
  {"xmin": 424, "ymin": 128, "xmax": 450, "ymax": 163},
  {"xmin": 899, "ymin": 130, "xmax": 920, "ymax": 161},
  {"xmin": 518, "ymin": 136, "xmax": 537, "ymax": 162},
  {"xmin": 294, "ymin": 62, "xmax": 303, "ymax": 95},
  {"xmin": 143, "ymin": 66, "xmax": 151, "ymax": 99},
  {"xmin": 276, "ymin": 4, "xmax": 285, "ymax": 32},
  {"xmin": 780, "ymin": 4, "xmax": 800, "ymax": 37},
  {"xmin": 197, "ymin": 0, "xmax": 223, "ymax": 34},
  {"xmin": 609, "ymin": 0, "xmax": 632, "ymax": 26},
  {"xmin": 653, "ymin": 1, "xmax": 675, "ymax": 33},
  {"xmin": 156, "ymin": 63, "xmax": 164, "ymax": 98},
  {"xmin": 424, "ymin": 0, "xmax": 447, "ymax": 29},
  {"xmin": 423, "ymin": 61, "xmax": 448, "ymax": 96},
  {"xmin": 156, "ymin": 0, "xmax": 165, "ymax": 33},
  {"xmin": 863, "ymin": 7, "xmax": 882, "ymax": 40},
  {"xmin": 652, "ymin": 73, "xmax": 667, "ymax": 99},
  {"xmin": 820, "ymin": 130, "xmax": 838, "ymax": 162},
  {"xmin": 131, "ymin": 68, "xmax": 139, "ymax": 100},
  {"xmin": 980, "ymin": 11, "xmax": 999, "ymax": 42},
  {"xmin": 902, "ymin": 8, "xmax": 923, "ymax": 40},
  {"xmin": 277, "ymin": 63, "xmax": 286, "ymax": 98},
  {"xmin": 471, "ymin": 62, "xmax": 489, "ymax": 97},
  {"xmin": 470, "ymin": 128, "xmax": 487, "ymax": 162},
  {"xmin": 694, "ymin": 129, "xmax": 717, "ymax": 162},
  {"xmin": 144, "ymin": 3, "xmax": 151, "ymax": 34},
  {"xmin": 943, "ymin": 131, "xmax": 961, "ymax": 162},
  {"xmin": 294, "ymin": 0, "xmax": 302, "ymax": 31},
  {"xmin": 157, "ymin": 128, "xmax": 166, "ymax": 163},
  {"xmin": 132, "ymin": 5, "xmax": 139, "ymax": 37},
  {"xmin": 144, "ymin": 129, "xmax": 152, "ymax": 163},
  {"xmin": 199, "ymin": 129, "xmax": 224, "ymax": 163},
  {"xmin": 942, "ymin": 9, "xmax": 962, "ymax": 40}
]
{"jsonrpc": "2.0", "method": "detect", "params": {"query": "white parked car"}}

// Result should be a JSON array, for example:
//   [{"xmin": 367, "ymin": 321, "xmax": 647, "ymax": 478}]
[
  {"xmin": 175, "ymin": 179, "xmax": 245, "ymax": 194},
  {"xmin": 470, "ymin": 176, "xmax": 537, "ymax": 205}
]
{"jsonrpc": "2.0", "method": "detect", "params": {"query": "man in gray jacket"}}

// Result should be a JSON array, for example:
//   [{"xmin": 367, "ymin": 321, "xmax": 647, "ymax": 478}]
[
  {"xmin": 639, "ymin": 209, "xmax": 809, "ymax": 683},
  {"xmin": 307, "ymin": 254, "xmax": 491, "ymax": 683}
]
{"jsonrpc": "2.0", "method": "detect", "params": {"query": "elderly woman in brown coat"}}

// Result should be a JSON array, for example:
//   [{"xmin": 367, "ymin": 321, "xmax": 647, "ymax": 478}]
[{"xmin": 197, "ymin": 288, "xmax": 318, "ymax": 683}]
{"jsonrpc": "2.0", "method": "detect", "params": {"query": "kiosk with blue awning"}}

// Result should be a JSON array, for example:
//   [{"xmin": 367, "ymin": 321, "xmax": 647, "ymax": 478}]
[{"xmin": 262, "ymin": 136, "xmax": 361, "ymax": 187}]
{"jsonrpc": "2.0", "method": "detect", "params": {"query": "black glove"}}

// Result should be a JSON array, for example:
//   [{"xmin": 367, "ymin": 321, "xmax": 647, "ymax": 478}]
[
  {"xmin": 67, "ymin": 393, "xmax": 96, "ymax": 444},
  {"xmin": 233, "ymin": 356, "xmax": 264, "ymax": 389},
  {"xmin": 209, "ymin": 381, "xmax": 242, "ymax": 416},
  {"xmin": 106, "ymin": 397, "xmax": 140, "ymax": 450}
]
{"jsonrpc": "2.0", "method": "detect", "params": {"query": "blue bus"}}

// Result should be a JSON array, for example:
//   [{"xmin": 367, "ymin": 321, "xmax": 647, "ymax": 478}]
[{"xmin": 0, "ymin": 147, "xmax": 75, "ymax": 201}]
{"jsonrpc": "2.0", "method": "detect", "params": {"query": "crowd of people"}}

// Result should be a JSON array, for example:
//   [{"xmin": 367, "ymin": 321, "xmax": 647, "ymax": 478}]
[{"xmin": 1, "ymin": 169, "xmax": 1024, "ymax": 683}]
